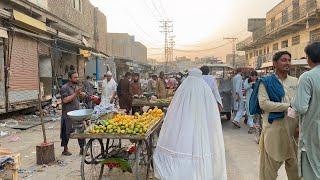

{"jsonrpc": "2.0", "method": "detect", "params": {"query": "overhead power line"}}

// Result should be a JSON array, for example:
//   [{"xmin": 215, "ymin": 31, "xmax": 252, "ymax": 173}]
[{"xmin": 151, "ymin": 0, "xmax": 165, "ymax": 19}]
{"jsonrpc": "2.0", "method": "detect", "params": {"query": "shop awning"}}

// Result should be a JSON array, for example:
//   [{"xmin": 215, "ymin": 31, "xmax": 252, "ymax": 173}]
[
  {"xmin": 13, "ymin": 10, "xmax": 46, "ymax": 32},
  {"xmin": 292, "ymin": 59, "xmax": 308, "ymax": 66},
  {"xmin": 260, "ymin": 61, "xmax": 273, "ymax": 69}
]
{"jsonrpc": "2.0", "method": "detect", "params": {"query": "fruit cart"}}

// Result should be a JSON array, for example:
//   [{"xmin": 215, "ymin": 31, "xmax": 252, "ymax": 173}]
[
  {"xmin": 69, "ymin": 109, "xmax": 164, "ymax": 180},
  {"xmin": 132, "ymin": 98, "xmax": 171, "ymax": 109}
]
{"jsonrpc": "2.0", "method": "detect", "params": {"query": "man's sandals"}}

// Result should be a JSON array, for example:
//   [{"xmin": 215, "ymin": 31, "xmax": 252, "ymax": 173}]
[{"xmin": 232, "ymin": 121, "xmax": 241, "ymax": 128}]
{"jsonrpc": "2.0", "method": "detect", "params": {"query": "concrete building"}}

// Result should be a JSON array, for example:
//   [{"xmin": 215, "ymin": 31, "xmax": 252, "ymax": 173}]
[
  {"xmin": 133, "ymin": 42, "xmax": 147, "ymax": 62},
  {"xmin": 107, "ymin": 33, "xmax": 147, "ymax": 62},
  {"xmin": 237, "ymin": 0, "xmax": 320, "ymax": 69},
  {"xmin": 194, "ymin": 56, "xmax": 223, "ymax": 67},
  {"xmin": 226, "ymin": 54, "xmax": 247, "ymax": 68},
  {"xmin": 0, "ymin": 0, "xmax": 109, "ymax": 113},
  {"xmin": 175, "ymin": 56, "xmax": 194, "ymax": 72},
  {"xmin": 107, "ymin": 33, "xmax": 134, "ymax": 59}
]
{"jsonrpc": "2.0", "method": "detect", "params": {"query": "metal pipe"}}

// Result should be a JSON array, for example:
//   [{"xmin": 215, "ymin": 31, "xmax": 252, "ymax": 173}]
[{"xmin": 96, "ymin": 57, "xmax": 99, "ymax": 80}]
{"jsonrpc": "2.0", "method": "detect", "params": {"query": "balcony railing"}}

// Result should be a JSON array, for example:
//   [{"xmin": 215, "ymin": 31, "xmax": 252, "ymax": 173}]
[
  {"xmin": 266, "ymin": 1, "xmax": 319, "ymax": 34},
  {"xmin": 236, "ymin": 36, "xmax": 253, "ymax": 50}
]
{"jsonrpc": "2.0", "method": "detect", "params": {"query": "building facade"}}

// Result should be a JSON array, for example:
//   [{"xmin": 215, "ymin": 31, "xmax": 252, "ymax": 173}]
[
  {"xmin": 133, "ymin": 42, "xmax": 147, "ymax": 62},
  {"xmin": 107, "ymin": 33, "xmax": 147, "ymax": 62},
  {"xmin": 226, "ymin": 54, "xmax": 247, "ymax": 68},
  {"xmin": 0, "ymin": 0, "xmax": 108, "ymax": 113},
  {"xmin": 237, "ymin": 0, "xmax": 320, "ymax": 69}
]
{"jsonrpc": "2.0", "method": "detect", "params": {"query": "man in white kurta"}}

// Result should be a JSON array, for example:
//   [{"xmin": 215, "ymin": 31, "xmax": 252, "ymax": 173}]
[
  {"xmin": 200, "ymin": 66, "xmax": 223, "ymax": 111},
  {"xmin": 232, "ymin": 69, "xmax": 245, "ymax": 128},
  {"xmin": 101, "ymin": 71, "xmax": 117, "ymax": 105},
  {"xmin": 153, "ymin": 68, "xmax": 227, "ymax": 180}
]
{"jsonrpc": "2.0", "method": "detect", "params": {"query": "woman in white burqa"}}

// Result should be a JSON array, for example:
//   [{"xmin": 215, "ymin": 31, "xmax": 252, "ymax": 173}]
[{"xmin": 153, "ymin": 68, "xmax": 227, "ymax": 180}]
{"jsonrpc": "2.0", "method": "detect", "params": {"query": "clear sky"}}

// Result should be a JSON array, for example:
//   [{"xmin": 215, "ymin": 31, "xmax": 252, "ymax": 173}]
[{"xmin": 90, "ymin": 0, "xmax": 282, "ymax": 61}]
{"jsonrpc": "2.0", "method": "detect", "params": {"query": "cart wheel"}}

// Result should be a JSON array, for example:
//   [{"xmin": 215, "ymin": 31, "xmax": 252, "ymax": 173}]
[
  {"xmin": 128, "ymin": 141, "xmax": 149, "ymax": 180},
  {"xmin": 226, "ymin": 112, "xmax": 231, "ymax": 121},
  {"xmin": 81, "ymin": 139, "xmax": 104, "ymax": 180}
]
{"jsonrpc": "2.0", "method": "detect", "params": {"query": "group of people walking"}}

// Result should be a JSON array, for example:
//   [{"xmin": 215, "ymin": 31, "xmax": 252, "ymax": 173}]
[
  {"xmin": 154, "ymin": 42, "xmax": 320, "ymax": 180},
  {"xmin": 230, "ymin": 42, "xmax": 320, "ymax": 180}
]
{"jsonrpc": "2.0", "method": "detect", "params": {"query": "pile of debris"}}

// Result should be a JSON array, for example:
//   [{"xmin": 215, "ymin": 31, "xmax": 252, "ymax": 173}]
[{"xmin": 0, "ymin": 148, "xmax": 21, "ymax": 180}]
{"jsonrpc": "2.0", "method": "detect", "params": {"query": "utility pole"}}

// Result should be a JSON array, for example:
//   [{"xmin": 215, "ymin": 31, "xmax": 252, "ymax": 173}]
[
  {"xmin": 168, "ymin": 35, "xmax": 175, "ymax": 69},
  {"xmin": 224, "ymin": 37, "xmax": 238, "ymax": 68},
  {"xmin": 160, "ymin": 19, "xmax": 173, "ymax": 73}
]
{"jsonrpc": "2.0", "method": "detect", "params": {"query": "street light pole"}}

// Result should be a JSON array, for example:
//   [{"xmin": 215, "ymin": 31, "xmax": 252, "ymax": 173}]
[{"xmin": 224, "ymin": 37, "xmax": 238, "ymax": 68}]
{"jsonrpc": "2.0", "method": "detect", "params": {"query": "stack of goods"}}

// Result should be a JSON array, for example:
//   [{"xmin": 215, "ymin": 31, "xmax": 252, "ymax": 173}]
[
  {"xmin": 154, "ymin": 98, "xmax": 171, "ymax": 104},
  {"xmin": 0, "ymin": 148, "xmax": 21, "ymax": 180},
  {"xmin": 89, "ymin": 108, "xmax": 164, "ymax": 135},
  {"xmin": 92, "ymin": 103, "xmax": 118, "ymax": 119}
]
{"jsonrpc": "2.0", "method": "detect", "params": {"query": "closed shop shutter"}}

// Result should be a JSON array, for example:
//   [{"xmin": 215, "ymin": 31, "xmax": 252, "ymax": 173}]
[{"xmin": 9, "ymin": 33, "xmax": 39, "ymax": 103}]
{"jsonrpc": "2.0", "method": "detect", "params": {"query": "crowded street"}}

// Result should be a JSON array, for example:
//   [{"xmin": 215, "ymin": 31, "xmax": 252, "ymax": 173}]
[
  {"xmin": 1, "ymin": 116, "xmax": 290, "ymax": 180},
  {"xmin": 1, "ymin": 0, "xmax": 320, "ymax": 180}
]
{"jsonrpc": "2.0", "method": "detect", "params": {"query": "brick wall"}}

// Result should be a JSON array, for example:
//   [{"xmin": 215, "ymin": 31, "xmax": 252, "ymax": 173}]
[
  {"xmin": 47, "ymin": 0, "xmax": 94, "ymax": 37},
  {"xmin": 38, "ymin": 43, "xmax": 50, "ymax": 57},
  {"xmin": 95, "ymin": 9, "xmax": 107, "ymax": 54}
]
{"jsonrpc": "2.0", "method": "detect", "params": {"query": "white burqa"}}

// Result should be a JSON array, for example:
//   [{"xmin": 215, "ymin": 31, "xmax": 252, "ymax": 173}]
[{"xmin": 153, "ymin": 68, "xmax": 227, "ymax": 180}]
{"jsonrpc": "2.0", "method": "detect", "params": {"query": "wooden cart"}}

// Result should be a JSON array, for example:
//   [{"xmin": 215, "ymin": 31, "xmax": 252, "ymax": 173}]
[
  {"xmin": 132, "ymin": 99, "xmax": 170, "ymax": 109},
  {"xmin": 70, "ymin": 118, "xmax": 164, "ymax": 180}
]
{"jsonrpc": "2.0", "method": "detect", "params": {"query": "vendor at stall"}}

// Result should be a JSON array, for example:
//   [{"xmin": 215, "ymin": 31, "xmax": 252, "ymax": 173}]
[
  {"xmin": 118, "ymin": 72, "xmax": 132, "ymax": 114},
  {"xmin": 148, "ymin": 74, "xmax": 158, "ymax": 94},
  {"xmin": 156, "ymin": 71, "xmax": 167, "ymax": 99},
  {"xmin": 101, "ymin": 71, "xmax": 117, "ymax": 105},
  {"xmin": 130, "ymin": 73, "xmax": 143, "ymax": 114},
  {"xmin": 60, "ymin": 71, "xmax": 86, "ymax": 156},
  {"xmin": 83, "ymin": 75, "xmax": 95, "ymax": 108}
]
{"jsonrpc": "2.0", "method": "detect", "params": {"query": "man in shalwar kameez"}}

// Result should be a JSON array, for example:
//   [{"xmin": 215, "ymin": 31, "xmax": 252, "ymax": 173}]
[{"xmin": 258, "ymin": 51, "xmax": 299, "ymax": 180}]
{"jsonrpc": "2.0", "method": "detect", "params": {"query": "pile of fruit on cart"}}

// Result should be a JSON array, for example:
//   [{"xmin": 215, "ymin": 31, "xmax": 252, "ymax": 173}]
[
  {"xmin": 88, "ymin": 108, "xmax": 164, "ymax": 135},
  {"xmin": 154, "ymin": 98, "xmax": 171, "ymax": 104}
]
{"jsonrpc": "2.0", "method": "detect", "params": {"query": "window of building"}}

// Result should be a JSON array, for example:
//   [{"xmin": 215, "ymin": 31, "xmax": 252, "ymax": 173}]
[
  {"xmin": 310, "ymin": 28, "xmax": 320, "ymax": 43},
  {"xmin": 273, "ymin": 43, "xmax": 279, "ymax": 51},
  {"xmin": 292, "ymin": 35, "xmax": 300, "ymax": 45},
  {"xmin": 281, "ymin": 40, "xmax": 289, "ymax": 48},
  {"xmin": 282, "ymin": 8, "xmax": 289, "ymax": 24},
  {"xmin": 259, "ymin": 49, "xmax": 263, "ymax": 56},
  {"xmin": 249, "ymin": 53, "xmax": 253, "ymax": 59},
  {"xmin": 264, "ymin": 48, "xmax": 266, "ymax": 55},
  {"xmin": 271, "ymin": 17, "xmax": 276, "ymax": 31},
  {"xmin": 73, "ymin": 0, "xmax": 82, "ymax": 12},
  {"xmin": 267, "ymin": 47, "xmax": 270, "ymax": 54}
]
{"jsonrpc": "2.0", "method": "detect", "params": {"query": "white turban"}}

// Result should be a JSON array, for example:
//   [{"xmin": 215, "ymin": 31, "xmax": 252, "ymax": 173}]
[{"xmin": 106, "ymin": 71, "xmax": 112, "ymax": 76}]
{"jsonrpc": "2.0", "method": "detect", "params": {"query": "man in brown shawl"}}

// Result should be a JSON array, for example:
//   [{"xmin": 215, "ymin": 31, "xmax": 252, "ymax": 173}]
[
  {"xmin": 130, "ymin": 73, "xmax": 143, "ymax": 114},
  {"xmin": 118, "ymin": 72, "xmax": 132, "ymax": 114},
  {"xmin": 156, "ymin": 71, "xmax": 167, "ymax": 99}
]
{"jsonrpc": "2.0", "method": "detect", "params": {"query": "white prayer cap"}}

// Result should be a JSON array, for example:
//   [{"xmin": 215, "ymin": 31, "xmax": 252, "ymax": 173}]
[
  {"xmin": 106, "ymin": 71, "xmax": 112, "ymax": 76},
  {"xmin": 188, "ymin": 68, "xmax": 202, "ymax": 78}
]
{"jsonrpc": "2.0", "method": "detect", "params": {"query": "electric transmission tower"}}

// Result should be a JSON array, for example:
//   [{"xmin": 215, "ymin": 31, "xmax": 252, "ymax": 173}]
[{"xmin": 160, "ymin": 19, "xmax": 173, "ymax": 72}]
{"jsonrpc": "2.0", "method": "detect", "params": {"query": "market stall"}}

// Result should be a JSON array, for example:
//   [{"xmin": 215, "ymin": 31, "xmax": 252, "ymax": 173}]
[
  {"xmin": 260, "ymin": 59, "xmax": 310, "ymax": 78},
  {"xmin": 132, "ymin": 98, "xmax": 171, "ymax": 109},
  {"xmin": 69, "ymin": 108, "xmax": 164, "ymax": 180},
  {"xmin": 290, "ymin": 59, "xmax": 310, "ymax": 77}
]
